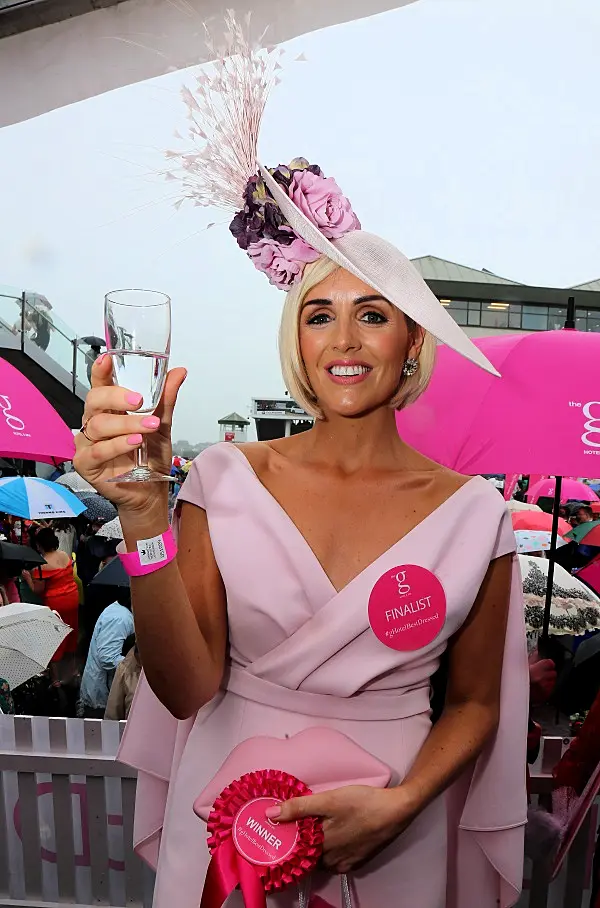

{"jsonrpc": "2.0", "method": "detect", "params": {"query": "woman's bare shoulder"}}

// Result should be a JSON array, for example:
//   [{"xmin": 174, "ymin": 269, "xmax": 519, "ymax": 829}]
[
  {"xmin": 41, "ymin": 553, "xmax": 70, "ymax": 571},
  {"xmin": 233, "ymin": 441, "xmax": 278, "ymax": 471}
]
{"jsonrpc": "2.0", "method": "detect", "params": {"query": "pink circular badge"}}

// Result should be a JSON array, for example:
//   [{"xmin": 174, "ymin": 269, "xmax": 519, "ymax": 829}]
[
  {"xmin": 368, "ymin": 564, "xmax": 446, "ymax": 651},
  {"xmin": 232, "ymin": 797, "xmax": 299, "ymax": 867}
]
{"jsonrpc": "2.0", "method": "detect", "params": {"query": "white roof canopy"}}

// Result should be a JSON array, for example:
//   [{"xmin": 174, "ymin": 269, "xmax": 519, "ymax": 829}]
[{"xmin": 0, "ymin": 0, "xmax": 416, "ymax": 128}]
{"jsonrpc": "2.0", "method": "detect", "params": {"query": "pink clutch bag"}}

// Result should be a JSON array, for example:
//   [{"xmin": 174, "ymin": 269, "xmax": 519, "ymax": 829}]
[
  {"xmin": 193, "ymin": 726, "xmax": 394, "ymax": 821},
  {"xmin": 193, "ymin": 729, "xmax": 394, "ymax": 908}
]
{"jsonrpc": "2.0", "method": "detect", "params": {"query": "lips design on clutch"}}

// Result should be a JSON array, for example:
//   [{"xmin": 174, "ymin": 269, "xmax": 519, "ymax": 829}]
[
  {"xmin": 193, "ymin": 728, "xmax": 394, "ymax": 908},
  {"xmin": 193, "ymin": 726, "xmax": 393, "ymax": 823}
]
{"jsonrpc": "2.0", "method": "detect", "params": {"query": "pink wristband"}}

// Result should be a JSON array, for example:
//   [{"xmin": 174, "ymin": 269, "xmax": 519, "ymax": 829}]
[{"xmin": 118, "ymin": 527, "xmax": 177, "ymax": 577}]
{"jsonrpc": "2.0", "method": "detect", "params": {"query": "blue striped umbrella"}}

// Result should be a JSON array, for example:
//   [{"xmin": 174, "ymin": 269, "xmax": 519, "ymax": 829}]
[{"xmin": 0, "ymin": 477, "xmax": 87, "ymax": 520}]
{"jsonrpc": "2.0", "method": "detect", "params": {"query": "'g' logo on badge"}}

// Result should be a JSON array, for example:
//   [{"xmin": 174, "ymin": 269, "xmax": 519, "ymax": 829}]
[{"xmin": 368, "ymin": 564, "xmax": 447, "ymax": 652}]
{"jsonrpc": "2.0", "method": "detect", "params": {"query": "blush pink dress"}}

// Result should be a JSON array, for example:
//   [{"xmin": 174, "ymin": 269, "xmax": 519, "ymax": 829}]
[{"xmin": 119, "ymin": 443, "xmax": 528, "ymax": 908}]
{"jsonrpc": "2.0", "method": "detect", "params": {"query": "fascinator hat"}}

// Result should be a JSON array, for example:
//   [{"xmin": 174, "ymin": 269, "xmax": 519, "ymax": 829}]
[{"xmin": 167, "ymin": 11, "xmax": 498, "ymax": 377}]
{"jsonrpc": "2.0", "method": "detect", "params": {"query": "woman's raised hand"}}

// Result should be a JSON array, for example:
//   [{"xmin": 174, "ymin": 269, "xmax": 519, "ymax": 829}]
[{"xmin": 73, "ymin": 354, "xmax": 187, "ymax": 515}]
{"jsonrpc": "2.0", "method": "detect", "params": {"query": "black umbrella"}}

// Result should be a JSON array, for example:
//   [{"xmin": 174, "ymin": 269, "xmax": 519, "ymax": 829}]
[
  {"xmin": 75, "ymin": 492, "xmax": 117, "ymax": 523},
  {"xmin": 87, "ymin": 536, "xmax": 119, "ymax": 561},
  {"xmin": 80, "ymin": 336, "xmax": 105, "ymax": 349},
  {"xmin": 0, "ymin": 542, "xmax": 46, "ymax": 568},
  {"xmin": 90, "ymin": 557, "xmax": 129, "ymax": 588}
]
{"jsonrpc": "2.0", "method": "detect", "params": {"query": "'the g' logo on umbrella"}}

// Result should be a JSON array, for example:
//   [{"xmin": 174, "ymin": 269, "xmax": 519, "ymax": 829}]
[
  {"xmin": 582, "ymin": 402, "xmax": 600, "ymax": 448},
  {"xmin": 0, "ymin": 395, "xmax": 25, "ymax": 432}
]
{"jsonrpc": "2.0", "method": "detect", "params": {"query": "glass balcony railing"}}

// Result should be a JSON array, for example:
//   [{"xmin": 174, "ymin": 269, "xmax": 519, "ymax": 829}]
[
  {"xmin": 0, "ymin": 285, "xmax": 98, "ymax": 394},
  {"xmin": 0, "ymin": 291, "xmax": 21, "ymax": 338}
]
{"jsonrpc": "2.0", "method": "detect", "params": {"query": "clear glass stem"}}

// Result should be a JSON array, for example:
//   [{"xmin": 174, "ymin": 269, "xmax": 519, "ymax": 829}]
[
  {"xmin": 135, "ymin": 437, "xmax": 149, "ymax": 472},
  {"xmin": 108, "ymin": 422, "xmax": 171, "ymax": 482},
  {"xmin": 128, "ymin": 437, "xmax": 154, "ymax": 480}
]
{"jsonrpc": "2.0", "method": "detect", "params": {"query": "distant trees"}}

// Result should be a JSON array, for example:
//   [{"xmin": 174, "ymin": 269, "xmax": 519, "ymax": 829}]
[{"xmin": 172, "ymin": 440, "xmax": 214, "ymax": 460}]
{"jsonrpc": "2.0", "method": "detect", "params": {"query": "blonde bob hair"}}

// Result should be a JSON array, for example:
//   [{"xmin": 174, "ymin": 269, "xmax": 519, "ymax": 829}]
[{"xmin": 279, "ymin": 256, "xmax": 437, "ymax": 420}]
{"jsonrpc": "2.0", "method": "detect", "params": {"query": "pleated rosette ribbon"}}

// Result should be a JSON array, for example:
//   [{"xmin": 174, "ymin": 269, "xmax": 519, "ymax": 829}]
[{"xmin": 197, "ymin": 769, "xmax": 324, "ymax": 908}]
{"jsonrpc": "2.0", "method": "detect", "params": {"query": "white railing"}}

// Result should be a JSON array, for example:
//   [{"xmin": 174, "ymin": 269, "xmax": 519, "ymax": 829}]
[
  {"xmin": 0, "ymin": 715, "xmax": 153, "ymax": 907},
  {"xmin": 0, "ymin": 718, "xmax": 597, "ymax": 908}
]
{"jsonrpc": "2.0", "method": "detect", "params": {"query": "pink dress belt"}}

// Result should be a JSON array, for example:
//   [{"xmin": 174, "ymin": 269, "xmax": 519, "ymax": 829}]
[{"xmin": 224, "ymin": 667, "xmax": 431, "ymax": 721}]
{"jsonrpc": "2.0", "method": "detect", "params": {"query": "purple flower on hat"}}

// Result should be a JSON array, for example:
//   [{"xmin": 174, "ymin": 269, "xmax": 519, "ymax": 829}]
[
  {"xmin": 247, "ymin": 237, "xmax": 320, "ymax": 289},
  {"xmin": 230, "ymin": 174, "xmax": 294, "ymax": 249},
  {"xmin": 230, "ymin": 157, "xmax": 360, "ymax": 288},
  {"xmin": 229, "ymin": 209, "xmax": 264, "ymax": 250},
  {"xmin": 288, "ymin": 170, "xmax": 360, "ymax": 240}
]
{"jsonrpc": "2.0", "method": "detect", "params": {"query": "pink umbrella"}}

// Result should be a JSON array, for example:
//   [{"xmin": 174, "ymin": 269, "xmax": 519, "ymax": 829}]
[
  {"xmin": 528, "ymin": 477, "xmax": 599, "ymax": 504},
  {"xmin": 396, "ymin": 329, "xmax": 600, "ymax": 478},
  {"xmin": 577, "ymin": 556, "xmax": 600, "ymax": 598},
  {"xmin": 396, "ymin": 323, "xmax": 600, "ymax": 644},
  {"xmin": 0, "ymin": 358, "xmax": 75, "ymax": 464}
]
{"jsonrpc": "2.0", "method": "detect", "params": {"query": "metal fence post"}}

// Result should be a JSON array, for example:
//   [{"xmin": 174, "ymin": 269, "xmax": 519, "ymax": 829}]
[
  {"xmin": 19, "ymin": 292, "xmax": 25, "ymax": 351},
  {"xmin": 72, "ymin": 339, "xmax": 78, "ymax": 393}
]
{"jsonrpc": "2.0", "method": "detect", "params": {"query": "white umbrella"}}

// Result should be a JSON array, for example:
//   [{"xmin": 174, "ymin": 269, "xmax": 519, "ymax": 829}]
[
  {"xmin": 507, "ymin": 500, "xmax": 542, "ymax": 513},
  {"xmin": 95, "ymin": 516, "xmax": 123, "ymax": 540},
  {"xmin": 55, "ymin": 471, "xmax": 95, "ymax": 494},
  {"xmin": 514, "ymin": 530, "xmax": 568, "ymax": 555},
  {"xmin": 519, "ymin": 555, "xmax": 600, "ymax": 637},
  {"xmin": 0, "ymin": 603, "xmax": 72, "ymax": 690}
]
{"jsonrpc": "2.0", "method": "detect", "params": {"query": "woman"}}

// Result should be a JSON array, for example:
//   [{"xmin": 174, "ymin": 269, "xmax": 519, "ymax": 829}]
[
  {"xmin": 73, "ymin": 40, "xmax": 527, "ymax": 908},
  {"xmin": 23, "ymin": 527, "xmax": 79, "ymax": 670},
  {"xmin": 75, "ymin": 261, "xmax": 528, "ymax": 907}
]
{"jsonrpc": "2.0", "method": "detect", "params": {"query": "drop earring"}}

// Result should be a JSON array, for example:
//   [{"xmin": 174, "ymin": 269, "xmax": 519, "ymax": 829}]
[{"xmin": 402, "ymin": 358, "xmax": 419, "ymax": 377}]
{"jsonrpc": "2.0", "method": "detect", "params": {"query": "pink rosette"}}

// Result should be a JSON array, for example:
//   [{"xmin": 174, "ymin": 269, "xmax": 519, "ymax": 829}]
[{"xmin": 199, "ymin": 769, "xmax": 324, "ymax": 908}]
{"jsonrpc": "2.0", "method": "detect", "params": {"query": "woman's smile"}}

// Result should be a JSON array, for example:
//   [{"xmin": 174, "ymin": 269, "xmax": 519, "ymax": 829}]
[{"xmin": 325, "ymin": 360, "xmax": 374, "ymax": 385}]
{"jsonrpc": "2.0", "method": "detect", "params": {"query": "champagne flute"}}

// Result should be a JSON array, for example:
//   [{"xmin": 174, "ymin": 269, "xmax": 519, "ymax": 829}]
[{"xmin": 104, "ymin": 289, "xmax": 172, "ymax": 482}]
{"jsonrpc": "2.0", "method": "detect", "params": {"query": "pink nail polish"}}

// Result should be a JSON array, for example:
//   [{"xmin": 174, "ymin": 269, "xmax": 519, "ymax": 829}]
[
  {"xmin": 127, "ymin": 434, "xmax": 143, "ymax": 445},
  {"xmin": 141, "ymin": 416, "xmax": 160, "ymax": 429},
  {"xmin": 264, "ymin": 806, "xmax": 281, "ymax": 820},
  {"xmin": 96, "ymin": 353, "xmax": 106, "ymax": 366},
  {"xmin": 126, "ymin": 392, "xmax": 143, "ymax": 407}
]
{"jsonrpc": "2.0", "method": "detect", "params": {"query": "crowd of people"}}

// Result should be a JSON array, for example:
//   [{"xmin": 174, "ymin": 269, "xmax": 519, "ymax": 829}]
[{"xmin": 0, "ymin": 498, "xmax": 168, "ymax": 718}]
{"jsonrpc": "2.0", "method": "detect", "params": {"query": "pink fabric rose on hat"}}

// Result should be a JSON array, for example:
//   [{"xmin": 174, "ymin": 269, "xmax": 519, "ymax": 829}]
[
  {"xmin": 247, "ymin": 237, "xmax": 320, "ymax": 290},
  {"xmin": 289, "ymin": 170, "xmax": 361, "ymax": 240}
]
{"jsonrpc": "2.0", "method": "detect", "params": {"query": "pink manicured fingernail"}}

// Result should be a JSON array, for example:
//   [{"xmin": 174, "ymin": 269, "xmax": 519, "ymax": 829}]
[
  {"xmin": 96, "ymin": 353, "xmax": 106, "ymax": 366},
  {"xmin": 141, "ymin": 416, "xmax": 160, "ymax": 428},
  {"xmin": 127, "ymin": 434, "xmax": 143, "ymax": 445},
  {"xmin": 126, "ymin": 392, "xmax": 143, "ymax": 407},
  {"xmin": 264, "ymin": 806, "xmax": 281, "ymax": 820}
]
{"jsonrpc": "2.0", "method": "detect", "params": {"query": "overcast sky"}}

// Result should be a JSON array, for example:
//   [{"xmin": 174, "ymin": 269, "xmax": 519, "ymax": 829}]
[{"xmin": 1, "ymin": 0, "xmax": 599, "ymax": 441}]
